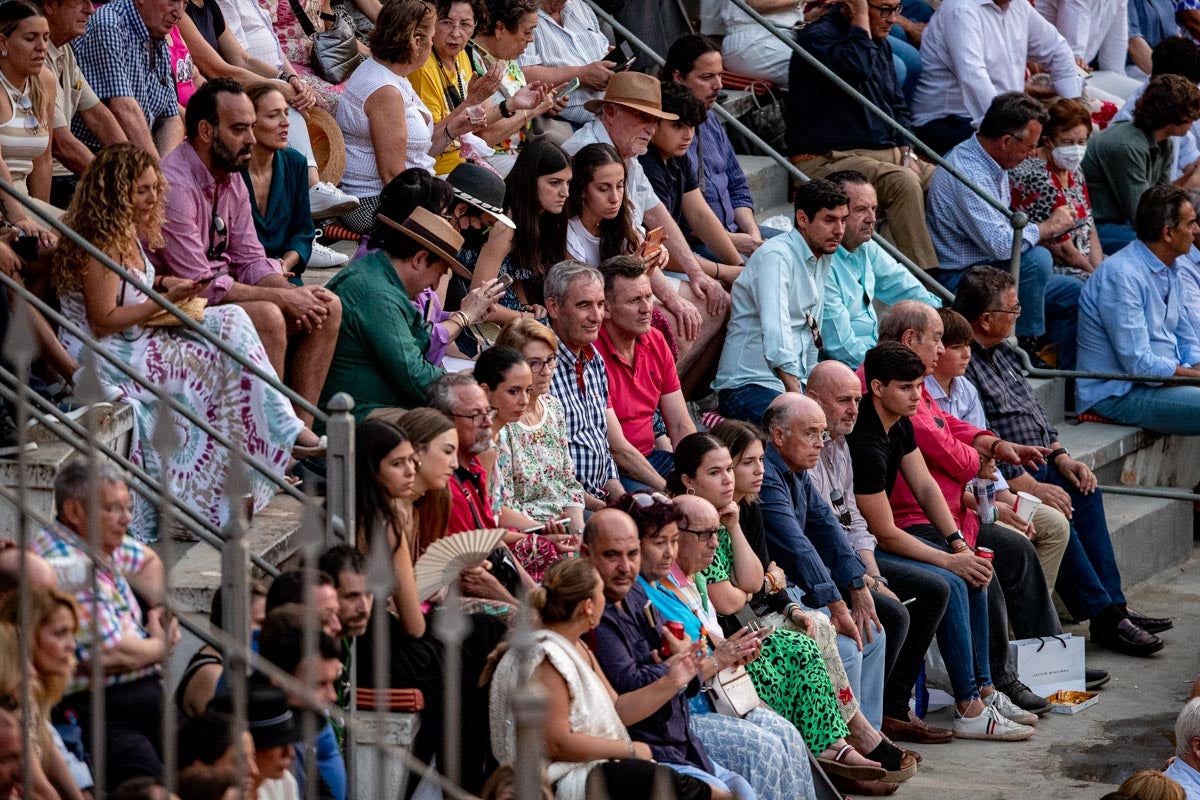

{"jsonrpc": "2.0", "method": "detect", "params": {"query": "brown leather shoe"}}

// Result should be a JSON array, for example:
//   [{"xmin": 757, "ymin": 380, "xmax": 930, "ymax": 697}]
[{"xmin": 881, "ymin": 711, "xmax": 955, "ymax": 744}]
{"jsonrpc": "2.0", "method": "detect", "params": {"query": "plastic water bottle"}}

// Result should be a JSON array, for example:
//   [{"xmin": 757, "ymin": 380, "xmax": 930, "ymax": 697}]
[{"xmin": 971, "ymin": 479, "xmax": 998, "ymax": 524}]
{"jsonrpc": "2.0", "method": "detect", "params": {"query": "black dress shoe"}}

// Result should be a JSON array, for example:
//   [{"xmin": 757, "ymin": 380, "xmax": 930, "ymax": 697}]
[
  {"xmin": 996, "ymin": 679, "xmax": 1052, "ymax": 715},
  {"xmin": 1124, "ymin": 607, "xmax": 1173, "ymax": 634},
  {"xmin": 1093, "ymin": 618, "xmax": 1164, "ymax": 657},
  {"xmin": 1086, "ymin": 667, "xmax": 1111, "ymax": 689}
]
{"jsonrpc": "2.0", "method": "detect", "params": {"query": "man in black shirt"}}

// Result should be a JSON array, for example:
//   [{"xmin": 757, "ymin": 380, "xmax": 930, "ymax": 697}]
[
  {"xmin": 791, "ymin": 0, "xmax": 937, "ymax": 269},
  {"xmin": 638, "ymin": 82, "xmax": 745, "ymax": 282},
  {"xmin": 846, "ymin": 343, "xmax": 1033, "ymax": 742}
]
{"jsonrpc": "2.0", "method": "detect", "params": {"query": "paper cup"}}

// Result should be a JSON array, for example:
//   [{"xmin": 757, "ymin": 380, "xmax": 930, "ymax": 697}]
[{"xmin": 1013, "ymin": 491, "xmax": 1042, "ymax": 524}]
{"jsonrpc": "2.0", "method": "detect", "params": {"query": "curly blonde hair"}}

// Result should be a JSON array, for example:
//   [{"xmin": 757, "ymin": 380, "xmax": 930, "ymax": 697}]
[{"xmin": 53, "ymin": 143, "xmax": 168, "ymax": 294}]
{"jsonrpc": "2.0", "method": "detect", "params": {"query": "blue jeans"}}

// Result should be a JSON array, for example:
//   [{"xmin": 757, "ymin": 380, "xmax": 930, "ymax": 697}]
[
  {"xmin": 1092, "ymin": 385, "xmax": 1200, "ymax": 435},
  {"xmin": 890, "ymin": 37, "xmax": 922, "ymax": 102},
  {"xmin": 1024, "ymin": 462, "xmax": 1127, "ymax": 620},
  {"xmin": 693, "ymin": 225, "xmax": 786, "ymax": 263},
  {"xmin": 1097, "ymin": 222, "xmax": 1136, "ymax": 255},
  {"xmin": 618, "ymin": 449, "xmax": 676, "ymax": 492},
  {"xmin": 875, "ymin": 544, "xmax": 990, "ymax": 703},
  {"xmin": 718, "ymin": 383, "xmax": 782, "ymax": 426}
]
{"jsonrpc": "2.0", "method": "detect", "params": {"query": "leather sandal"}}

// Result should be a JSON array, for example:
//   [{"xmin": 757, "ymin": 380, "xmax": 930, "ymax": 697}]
[{"xmin": 817, "ymin": 744, "xmax": 887, "ymax": 782}]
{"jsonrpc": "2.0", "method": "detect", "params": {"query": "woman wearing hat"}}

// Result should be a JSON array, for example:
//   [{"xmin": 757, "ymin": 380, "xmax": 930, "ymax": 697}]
[{"xmin": 210, "ymin": 684, "xmax": 305, "ymax": 800}]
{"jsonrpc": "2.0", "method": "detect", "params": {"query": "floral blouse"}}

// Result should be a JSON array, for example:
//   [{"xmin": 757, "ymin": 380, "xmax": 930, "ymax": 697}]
[
  {"xmin": 1009, "ymin": 155, "xmax": 1095, "ymax": 280},
  {"xmin": 495, "ymin": 394, "xmax": 585, "ymax": 520},
  {"xmin": 471, "ymin": 42, "xmax": 531, "ymax": 155}
]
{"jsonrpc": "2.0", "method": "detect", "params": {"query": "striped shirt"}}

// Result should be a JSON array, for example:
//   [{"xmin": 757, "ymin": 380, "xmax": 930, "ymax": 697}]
[
  {"xmin": 32, "ymin": 524, "xmax": 157, "ymax": 694},
  {"xmin": 0, "ymin": 72, "xmax": 49, "ymax": 185},
  {"xmin": 516, "ymin": 1, "xmax": 609, "ymax": 126},
  {"xmin": 548, "ymin": 339, "xmax": 618, "ymax": 497}
]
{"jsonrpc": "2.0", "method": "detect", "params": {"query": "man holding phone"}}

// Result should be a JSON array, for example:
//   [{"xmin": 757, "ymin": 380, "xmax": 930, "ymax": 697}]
[{"xmin": 519, "ymin": 0, "xmax": 618, "ymax": 128}]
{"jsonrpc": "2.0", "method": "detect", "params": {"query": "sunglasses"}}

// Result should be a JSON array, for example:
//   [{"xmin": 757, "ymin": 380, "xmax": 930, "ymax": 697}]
[
  {"xmin": 630, "ymin": 491, "xmax": 672, "ymax": 507},
  {"xmin": 207, "ymin": 212, "xmax": 228, "ymax": 261},
  {"xmin": 13, "ymin": 93, "xmax": 38, "ymax": 132}
]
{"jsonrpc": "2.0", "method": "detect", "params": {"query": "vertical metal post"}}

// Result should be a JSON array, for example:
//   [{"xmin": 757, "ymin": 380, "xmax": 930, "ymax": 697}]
[
  {"xmin": 1009, "ymin": 210, "xmax": 1028, "ymax": 293},
  {"xmin": 508, "ymin": 602, "xmax": 546, "ymax": 800},
  {"xmin": 324, "ymin": 393, "xmax": 356, "ymax": 548},
  {"xmin": 221, "ymin": 460, "xmax": 252, "ymax": 797},
  {"xmin": 434, "ymin": 586, "xmax": 467, "ymax": 789},
  {"xmin": 299, "ymin": 493, "xmax": 322, "ymax": 800},
  {"xmin": 365, "ymin": 525, "xmax": 394, "ymax": 797},
  {"xmin": 151, "ymin": 406, "xmax": 182, "ymax": 797}
]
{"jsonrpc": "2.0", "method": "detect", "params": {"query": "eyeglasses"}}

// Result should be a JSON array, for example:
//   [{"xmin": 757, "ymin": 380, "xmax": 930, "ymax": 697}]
[
  {"xmin": 436, "ymin": 18, "xmax": 477, "ymax": 33},
  {"xmin": 448, "ymin": 408, "xmax": 496, "ymax": 425},
  {"xmin": 867, "ymin": 3, "xmax": 901, "ymax": 15},
  {"xmin": 527, "ymin": 355, "xmax": 558, "ymax": 373},
  {"xmin": 207, "ymin": 212, "xmax": 228, "ymax": 261},
  {"xmin": 630, "ymin": 491, "xmax": 672, "ymax": 507},
  {"xmin": 806, "ymin": 312, "xmax": 824, "ymax": 353},
  {"xmin": 791, "ymin": 429, "xmax": 831, "ymax": 445},
  {"xmin": 13, "ymin": 93, "xmax": 38, "ymax": 132},
  {"xmin": 679, "ymin": 526, "xmax": 720, "ymax": 541},
  {"xmin": 985, "ymin": 305, "xmax": 1022, "ymax": 316}
]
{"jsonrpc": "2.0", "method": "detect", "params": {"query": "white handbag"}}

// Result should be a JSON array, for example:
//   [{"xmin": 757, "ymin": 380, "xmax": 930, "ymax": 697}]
[{"xmin": 707, "ymin": 664, "xmax": 760, "ymax": 718}]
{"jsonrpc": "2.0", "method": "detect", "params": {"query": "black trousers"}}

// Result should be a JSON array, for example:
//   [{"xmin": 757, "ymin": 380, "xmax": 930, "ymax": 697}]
[
  {"xmin": 587, "ymin": 759, "xmax": 712, "ymax": 800},
  {"xmin": 59, "ymin": 676, "xmax": 164, "ymax": 791},
  {"xmin": 873, "ymin": 553, "xmax": 950, "ymax": 719}
]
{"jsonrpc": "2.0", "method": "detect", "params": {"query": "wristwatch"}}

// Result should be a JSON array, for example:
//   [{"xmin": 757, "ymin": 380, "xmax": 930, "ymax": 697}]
[
  {"xmin": 945, "ymin": 530, "xmax": 966, "ymax": 547},
  {"xmin": 848, "ymin": 575, "xmax": 867, "ymax": 591},
  {"xmin": 1049, "ymin": 446, "xmax": 1071, "ymax": 463}
]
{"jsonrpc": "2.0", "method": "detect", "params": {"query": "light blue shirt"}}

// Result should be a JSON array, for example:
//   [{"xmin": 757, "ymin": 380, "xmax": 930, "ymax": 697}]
[
  {"xmin": 1076, "ymin": 239, "xmax": 1200, "ymax": 411},
  {"xmin": 822, "ymin": 239, "xmax": 942, "ymax": 367},
  {"xmin": 928, "ymin": 134, "xmax": 1041, "ymax": 273},
  {"xmin": 713, "ymin": 229, "xmax": 830, "ymax": 393},
  {"xmin": 1165, "ymin": 757, "xmax": 1200, "ymax": 800}
]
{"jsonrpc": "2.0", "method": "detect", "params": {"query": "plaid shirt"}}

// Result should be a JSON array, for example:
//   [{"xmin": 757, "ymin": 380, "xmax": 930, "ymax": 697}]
[
  {"xmin": 549, "ymin": 340, "xmax": 618, "ymax": 497},
  {"xmin": 964, "ymin": 339, "xmax": 1059, "ymax": 480},
  {"xmin": 71, "ymin": 0, "xmax": 177, "ymax": 150},
  {"xmin": 32, "ymin": 524, "xmax": 157, "ymax": 694}
]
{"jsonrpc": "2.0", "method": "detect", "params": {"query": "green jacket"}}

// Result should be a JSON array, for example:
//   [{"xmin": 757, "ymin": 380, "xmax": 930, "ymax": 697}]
[{"xmin": 319, "ymin": 250, "xmax": 444, "ymax": 421}]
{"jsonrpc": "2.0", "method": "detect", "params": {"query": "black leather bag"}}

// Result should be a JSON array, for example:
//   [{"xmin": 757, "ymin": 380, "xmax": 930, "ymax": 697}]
[{"xmin": 286, "ymin": 0, "xmax": 364, "ymax": 84}]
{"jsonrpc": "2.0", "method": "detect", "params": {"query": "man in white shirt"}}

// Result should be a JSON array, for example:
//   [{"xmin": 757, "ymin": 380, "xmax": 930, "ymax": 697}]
[
  {"xmin": 564, "ymin": 72, "xmax": 730, "ymax": 396},
  {"xmin": 910, "ymin": 0, "xmax": 1082, "ymax": 153},
  {"xmin": 518, "ymin": 0, "xmax": 614, "ymax": 128},
  {"xmin": 1035, "ymin": 0, "xmax": 1142, "ymax": 102},
  {"xmin": 1167, "ymin": 699, "xmax": 1200, "ymax": 799}
]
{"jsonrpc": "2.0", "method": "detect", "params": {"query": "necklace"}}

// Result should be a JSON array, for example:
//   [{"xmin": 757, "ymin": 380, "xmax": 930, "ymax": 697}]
[{"xmin": 437, "ymin": 51, "xmax": 466, "ymax": 108}]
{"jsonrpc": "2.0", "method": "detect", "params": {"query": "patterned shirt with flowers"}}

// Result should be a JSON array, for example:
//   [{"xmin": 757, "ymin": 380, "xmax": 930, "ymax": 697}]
[
  {"xmin": 1010, "ymin": 154, "xmax": 1096, "ymax": 280},
  {"xmin": 32, "ymin": 524, "xmax": 157, "ymax": 694}
]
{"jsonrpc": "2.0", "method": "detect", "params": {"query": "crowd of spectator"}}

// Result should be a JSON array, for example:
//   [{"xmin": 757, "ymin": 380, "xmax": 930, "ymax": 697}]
[{"xmin": 8, "ymin": 0, "xmax": 1200, "ymax": 796}]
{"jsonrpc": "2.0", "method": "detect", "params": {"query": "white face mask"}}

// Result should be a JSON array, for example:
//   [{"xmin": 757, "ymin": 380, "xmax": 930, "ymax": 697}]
[{"xmin": 1051, "ymin": 144, "xmax": 1087, "ymax": 172}]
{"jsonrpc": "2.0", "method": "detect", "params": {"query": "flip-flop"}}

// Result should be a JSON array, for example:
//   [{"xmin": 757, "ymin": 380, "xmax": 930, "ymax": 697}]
[{"xmin": 817, "ymin": 744, "xmax": 888, "ymax": 782}]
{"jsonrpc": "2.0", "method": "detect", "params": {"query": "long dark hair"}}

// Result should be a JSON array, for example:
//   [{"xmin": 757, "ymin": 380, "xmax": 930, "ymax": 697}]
[
  {"xmin": 665, "ymin": 433, "xmax": 726, "ymax": 496},
  {"xmin": 505, "ymin": 137, "xmax": 570, "ymax": 277},
  {"xmin": 354, "ymin": 419, "xmax": 412, "ymax": 554},
  {"xmin": 395, "ymin": 408, "xmax": 455, "ymax": 557},
  {"xmin": 568, "ymin": 143, "xmax": 638, "ymax": 261}
]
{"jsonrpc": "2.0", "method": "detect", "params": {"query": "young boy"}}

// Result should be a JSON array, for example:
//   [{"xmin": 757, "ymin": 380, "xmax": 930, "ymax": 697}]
[
  {"xmin": 926, "ymin": 307, "xmax": 1070, "ymax": 592},
  {"xmin": 638, "ymin": 82, "xmax": 745, "ymax": 283}
]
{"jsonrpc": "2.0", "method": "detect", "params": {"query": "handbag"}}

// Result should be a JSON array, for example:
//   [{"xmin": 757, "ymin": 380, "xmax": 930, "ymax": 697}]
[
  {"xmin": 286, "ymin": 0, "xmax": 364, "ymax": 84},
  {"xmin": 143, "ymin": 296, "xmax": 207, "ymax": 328},
  {"xmin": 725, "ymin": 82, "xmax": 788, "ymax": 158},
  {"xmin": 706, "ymin": 663, "xmax": 760, "ymax": 718}
]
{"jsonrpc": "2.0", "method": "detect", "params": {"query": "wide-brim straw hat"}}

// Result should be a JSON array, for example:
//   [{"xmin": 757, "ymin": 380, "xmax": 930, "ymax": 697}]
[
  {"xmin": 583, "ymin": 71, "xmax": 679, "ymax": 120},
  {"xmin": 305, "ymin": 107, "xmax": 346, "ymax": 185},
  {"xmin": 376, "ymin": 206, "xmax": 472, "ymax": 281}
]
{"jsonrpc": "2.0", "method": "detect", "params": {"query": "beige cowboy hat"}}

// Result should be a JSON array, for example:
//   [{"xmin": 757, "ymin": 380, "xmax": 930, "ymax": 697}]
[
  {"xmin": 376, "ymin": 206, "xmax": 472, "ymax": 281},
  {"xmin": 305, "ymin": 107, "xmax": 346, "ymax": 185},
  {"xmin": 583, "ymin": 71, "xmax": 679, "ymax": 120}
]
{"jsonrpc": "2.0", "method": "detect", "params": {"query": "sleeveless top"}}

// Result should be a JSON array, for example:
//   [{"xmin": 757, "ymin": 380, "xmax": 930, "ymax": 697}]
[
  {"xmin": 0, "ymin": 71, "xmax": 49, "ymax": 184},
  {"xmin": 337, "ymin": 57, "xmax": 435, "ymax": 196}
]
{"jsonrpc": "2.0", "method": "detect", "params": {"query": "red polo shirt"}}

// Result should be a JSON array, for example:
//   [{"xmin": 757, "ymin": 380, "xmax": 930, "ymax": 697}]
[
  {"xmin": 448, "ymin": 457, "xmax": 497, "ymax": 534},
  {"xmin": 596, "ymin": 324, "xmax": 680, "ymax": 456}
]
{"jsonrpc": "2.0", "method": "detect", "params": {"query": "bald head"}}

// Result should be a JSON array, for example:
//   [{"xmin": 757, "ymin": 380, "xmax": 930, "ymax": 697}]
[
  {"xmin": 0, "ymin": 548, "xmax": 57, "ymax": 596},
  {"xmin": 674, "ymin": 494, "xmax": 718, "ymax": 530},
  {"xmin": 762, "ymin": 393, "xmax": 828, "ymax": 472},
  {"xmin": 583, "ymin": 509, "xmax": 641, "ymax": 602},
  {"xmin": 806, "ymin": 361, "xmax": 864, "ymax": 439},
  {"xmin": 762, "ymin": 392, "xmax": 825, "ymax": 437}
]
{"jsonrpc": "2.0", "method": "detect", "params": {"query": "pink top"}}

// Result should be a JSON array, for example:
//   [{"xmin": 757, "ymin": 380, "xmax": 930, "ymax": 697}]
[
  {"xmin": 169, "ymin": 27, "xmax": 197, "ymax": 107},
  {"xmin": 595, "ymin": 325, "xmax": 681, "ymax": 456},
  {"xmin": 149, "ymin": 141, "xmax": 283, "ymax": 303}
]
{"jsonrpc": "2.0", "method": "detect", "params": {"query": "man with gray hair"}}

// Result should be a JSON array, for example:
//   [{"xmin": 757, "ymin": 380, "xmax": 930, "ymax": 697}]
[
  {"xmin": 32, "ymin": 460, "xmax": 177, "ymax": 789},
  {"xmin": 1166, "ymin": 698, "xmax": 1200, "ymax": 795},
  {"xmin": 927, "ymin": 92, "xmax": 1083, "ymax": 364},
  {"xmin": 545, "ymin": 260, "xmax": 626, "ymax": 510}
]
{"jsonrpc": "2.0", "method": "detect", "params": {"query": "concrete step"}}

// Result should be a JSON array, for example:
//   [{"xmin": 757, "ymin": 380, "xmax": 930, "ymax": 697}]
[
  {"xmin": 1104, "ymin": 492, "xmax": 1193, "ymax": 588},
  {"xmin": 1029, "ymin": 377, "xmax": 1066, "ymax": 426},
  {"xmin": 0, "ymin": 403, "xmax": 134, "ymax": 539},
  {"xmin": 166, "ymin": 493, "xmax": 311, "ymax": 614},
  {"xmin": 1053, "ymin": 420, "xmax": 1153, "ymax": 486},
  {"xmin": 736, "ymin": 154, "xmax": 789, "ymax": 213}
]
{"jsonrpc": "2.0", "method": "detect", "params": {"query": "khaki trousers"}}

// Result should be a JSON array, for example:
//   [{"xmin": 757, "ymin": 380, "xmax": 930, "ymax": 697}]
[{"xmin": 793, "ymin": 147, "xmax": 938, "ymax": 269}]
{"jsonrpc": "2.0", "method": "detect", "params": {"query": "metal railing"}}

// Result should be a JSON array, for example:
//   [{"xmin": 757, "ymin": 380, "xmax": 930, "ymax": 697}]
[
  {"xmin": 721, "ymin": 0, "xmax": 1029, "ymax": 284},
  {"xmin": 584, "ymin": 0, "xmax": 955, "ymax": 304}
]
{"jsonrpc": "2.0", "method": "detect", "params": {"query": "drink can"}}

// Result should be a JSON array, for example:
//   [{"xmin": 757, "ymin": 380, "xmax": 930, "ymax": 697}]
[
  {"xmin": 970, "ymin": 480, "xmax": 998, "ymax": 524},
  {"xmin": 975, "ymin": 546, "xmax": 994, "ymax": 561}
]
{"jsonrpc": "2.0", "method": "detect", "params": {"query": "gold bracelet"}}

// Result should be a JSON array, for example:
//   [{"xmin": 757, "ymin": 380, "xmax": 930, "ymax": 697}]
[{"xmin": 715, "ymin": 263, "xmax": 722, "ymax": 281}]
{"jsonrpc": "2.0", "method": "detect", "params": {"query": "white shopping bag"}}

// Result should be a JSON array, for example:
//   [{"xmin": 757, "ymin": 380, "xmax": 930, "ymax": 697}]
[{"xmin": 1007, "ymin": 634, "xmax": 1086, "ymax": 696}]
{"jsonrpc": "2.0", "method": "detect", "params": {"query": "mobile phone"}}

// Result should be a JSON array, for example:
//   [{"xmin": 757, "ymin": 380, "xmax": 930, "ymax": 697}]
[
  {"xmin": 521, "ymin": 517, "xmax": 570, "ymax": 534},
  {"xmin": 11, "ymin": 234, "xmax": 36, "ymax": 262},
  {"xmin": 555, "ymin": 77, "xmax": 581, "ymax": 97},
  {"xmin": 197, "ymin": 268, "xmax": 228, "ymax": 286},
  {"xmin": 615, "ymin": 54, "xmax": 637, "ymax": 72},
  {"xmin": 639, "ymin": 226, "xmax": 665, "ymax": 257},
  {"xmin": 494, "ymin": 272, "xmax": 514, "ymax": 292}
]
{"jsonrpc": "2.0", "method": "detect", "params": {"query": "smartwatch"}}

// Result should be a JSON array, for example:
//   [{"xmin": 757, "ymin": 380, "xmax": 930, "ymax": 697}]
[
  {"xmin": 848, "ymin": 575, "xmax": 866, "ymax": 591},
  {"xmin": 945, "ymin": 530, "xmax": 966, "ymax": 547}
]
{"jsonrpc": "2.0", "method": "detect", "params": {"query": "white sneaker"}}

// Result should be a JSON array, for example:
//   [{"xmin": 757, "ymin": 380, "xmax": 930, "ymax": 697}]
[
  {"xmin": 983, "ymin": 689, "xmax": 1038, "ymax": 726},
  {"xmin": 953, "ymin": 704, "xmax": 1035, "ymax": 741},
  {"xmin": 309, "ymin": 182, "xmax": 360, "ymax": 219},
  {"xmin": 308, "ymin": 241, "xmax": 350, "ymax": 269}
]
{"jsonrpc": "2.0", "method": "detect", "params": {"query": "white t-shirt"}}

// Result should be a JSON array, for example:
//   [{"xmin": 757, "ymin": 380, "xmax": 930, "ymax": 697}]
[
  {"xmin": 566, "ymin": 217, "xmax": 602, "ymax": 266},
  {"xmin": 257, "ymin": 773, "xmax": 300, "ymax": 800}
]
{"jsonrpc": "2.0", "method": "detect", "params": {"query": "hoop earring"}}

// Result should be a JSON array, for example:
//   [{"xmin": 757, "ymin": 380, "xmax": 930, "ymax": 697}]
[{"xmin": 686, "ymin": 487, "xmax": 696, "ymax": 496}]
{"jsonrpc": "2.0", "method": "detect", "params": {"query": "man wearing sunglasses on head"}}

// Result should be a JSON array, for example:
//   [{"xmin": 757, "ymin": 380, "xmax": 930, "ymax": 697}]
[{"xmin": 149, "ymin": 78, "xmax": 341, "ymax": 430}]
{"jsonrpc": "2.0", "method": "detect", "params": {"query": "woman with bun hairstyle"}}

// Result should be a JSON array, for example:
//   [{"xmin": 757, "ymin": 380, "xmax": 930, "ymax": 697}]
[{"xmin": 488, "ymin": 558, "xmax": 712, "ymax": 800}]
